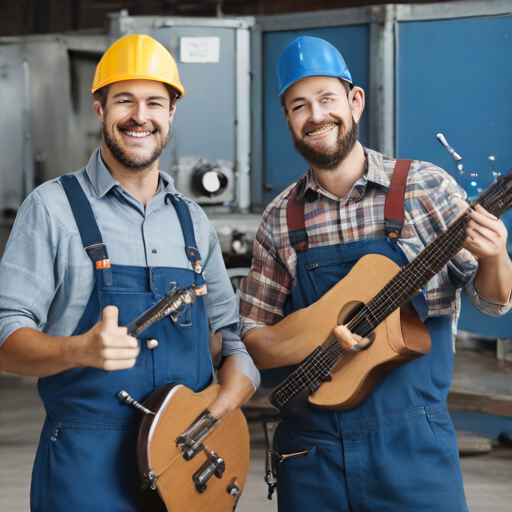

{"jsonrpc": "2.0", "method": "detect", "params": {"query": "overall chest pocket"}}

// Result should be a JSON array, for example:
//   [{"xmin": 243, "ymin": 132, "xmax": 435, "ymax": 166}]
[{"xmin": 303, "ymin": 257, "xmax": 355, "ymax": 298}]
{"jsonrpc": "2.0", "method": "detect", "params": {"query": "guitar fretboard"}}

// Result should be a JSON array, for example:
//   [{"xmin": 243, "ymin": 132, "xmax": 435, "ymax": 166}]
[{"xmin": 269, "ymin": 173, "xmax": 512, "ymax": 409}]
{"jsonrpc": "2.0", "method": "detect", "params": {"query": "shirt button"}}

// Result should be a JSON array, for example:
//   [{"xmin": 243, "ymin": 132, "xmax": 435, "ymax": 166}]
[{"xmin": 152, "ymin": 249, "xmax": 157, "ymax": 253}]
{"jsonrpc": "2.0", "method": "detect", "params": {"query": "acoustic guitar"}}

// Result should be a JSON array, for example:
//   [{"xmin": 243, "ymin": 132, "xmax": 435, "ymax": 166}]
[{"xmin": 261, "ymin": 172, "xmax": 512, "ymax": 411}]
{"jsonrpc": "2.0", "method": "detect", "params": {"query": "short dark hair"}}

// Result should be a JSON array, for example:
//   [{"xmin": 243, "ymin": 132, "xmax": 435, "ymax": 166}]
[
  {"xmin": 93, "ymin": 82, "xmax": 179, "ymax": 111},
  {"xmin": 280, "ymin": 77, "xmax": 352, "ymax": 113},
  {"xmin": 93, "ymin": 84, "xmax": 110, "ymax": 110}
]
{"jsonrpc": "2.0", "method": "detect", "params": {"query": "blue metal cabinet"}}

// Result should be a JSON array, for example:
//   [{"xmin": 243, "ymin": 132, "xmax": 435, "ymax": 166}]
[
  {"xmin": 396, "ymin": 15, "xmax": 512, "ymax": 336},
  {"xmin": 262, "ymin": 26, "xmax": 370, "ymax": 205}
]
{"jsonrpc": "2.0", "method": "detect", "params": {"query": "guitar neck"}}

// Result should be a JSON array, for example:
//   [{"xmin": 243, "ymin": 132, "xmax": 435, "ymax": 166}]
[
  {"xmin": 349, "ymin": 171, "xmax": 512, "ymax": 338},
  {"xmin": 348, "ymin": 211, "xmax": 469, "ymax": 338},
  {"xmin": 269, "ymin": 172, "xmax": 512, "ymax": 410}
]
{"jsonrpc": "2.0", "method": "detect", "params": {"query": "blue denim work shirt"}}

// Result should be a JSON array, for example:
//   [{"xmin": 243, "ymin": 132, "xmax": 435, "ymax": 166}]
[{"xmin": 0, "ymin": 148, "xmax": 259, "ymax": 388}]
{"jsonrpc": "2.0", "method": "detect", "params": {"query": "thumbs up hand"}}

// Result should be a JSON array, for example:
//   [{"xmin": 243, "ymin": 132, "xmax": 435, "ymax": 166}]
[{"xmin": 80, "ymin": 306, "xmax": 140, "ymax": 371}]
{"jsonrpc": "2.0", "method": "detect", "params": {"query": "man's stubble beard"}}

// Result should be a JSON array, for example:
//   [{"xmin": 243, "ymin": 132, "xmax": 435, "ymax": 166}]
[
  {"xmin": 102, "ymin": 116, "xmax": 170, "ymax": 172},
  {"xmin": 289, "ymin": 117, "xmax": 359, "ymax": 170}
]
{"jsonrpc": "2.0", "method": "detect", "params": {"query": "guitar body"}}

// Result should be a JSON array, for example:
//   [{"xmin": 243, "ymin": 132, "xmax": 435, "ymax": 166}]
[
  {"xmin": 266, "ymin": 253, "xmax": 431, "ymax": 411},
  {"xmin": 263, "ymin": 174, "xmax": 512, "ymax": 411},
  {"xmin": 137, "ymin": 383, "xmax": 250, "ymax": 511}
]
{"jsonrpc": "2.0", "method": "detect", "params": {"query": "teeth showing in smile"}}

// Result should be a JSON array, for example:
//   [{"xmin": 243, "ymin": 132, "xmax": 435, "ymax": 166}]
[
  {"xmin": 124, "ymin": 130, "xmax": 153, "ymax": 138},
  {"xmin": 307, "ymin": 124, "xmax": 337, "ymax": 136}
]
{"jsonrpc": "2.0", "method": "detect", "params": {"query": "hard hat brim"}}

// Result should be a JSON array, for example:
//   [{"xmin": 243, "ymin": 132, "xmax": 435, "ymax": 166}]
[
  {"xmin": 278, "ymin": 71, "xmax": 353, "ymax": 99},
  {"xmin": 91, "ymin": 75, "xmax": 185, "ymax": 98}
]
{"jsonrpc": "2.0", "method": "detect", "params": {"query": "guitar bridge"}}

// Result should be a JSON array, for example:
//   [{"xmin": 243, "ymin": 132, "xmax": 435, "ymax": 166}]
[
  {"xmin": 192, "ymin": 446, "xmax": 226, "ymax": 493},
  {"xmin": 176, "ymin": 409, "xmax": 219, "ymax": 461}
]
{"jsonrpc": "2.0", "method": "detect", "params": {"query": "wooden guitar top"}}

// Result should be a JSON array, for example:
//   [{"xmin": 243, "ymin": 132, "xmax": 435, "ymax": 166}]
[
  {"xmin": 140, "ymin": 384, "xmax": 250, "ymax": 511},
  {"xmin": 260, "ymin": 254, "xmax": 405, "ymax": 368}
]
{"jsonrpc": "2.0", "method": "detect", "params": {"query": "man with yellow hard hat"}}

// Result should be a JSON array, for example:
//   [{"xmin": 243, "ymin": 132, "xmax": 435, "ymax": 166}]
[{"xmin": 0, "ymin": 34, "xmax": 259, "ymax": 511}]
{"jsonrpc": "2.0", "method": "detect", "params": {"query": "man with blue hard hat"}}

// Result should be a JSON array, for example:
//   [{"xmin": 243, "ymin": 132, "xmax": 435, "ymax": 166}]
[{"xmin": 240, "ymin": 36, "xmax": 512, "ymax": 511}]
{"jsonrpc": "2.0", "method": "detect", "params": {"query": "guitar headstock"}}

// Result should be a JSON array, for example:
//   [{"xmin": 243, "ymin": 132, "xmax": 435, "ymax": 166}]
[
  {"xmin": 168, "ymin": 284, "xmax": 197, "ymax": 322},
  {"xmin": 471, "ymin": 168, "xmax": 512, "ymax": 219},
  {"xmin": 126, "ymin": 283, "xmax": 197, "ymax": 337}
]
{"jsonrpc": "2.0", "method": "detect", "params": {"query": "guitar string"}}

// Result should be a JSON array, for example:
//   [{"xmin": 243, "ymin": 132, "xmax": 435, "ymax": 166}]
[
  {"xmin": 274, "ymin": 216, "xmax": 469, "ymax": 404},
  {"xmin": 273, "ymin": 225, "xmax": 468, "ymax": 404},
  {"xmin": 300, "ymin": 186, "xmax": 511, "ymax": 394},
  {"xmin": 156, "ymin": 450, "xmax": 187, "ymax": 479},
  {"xmin": 274, "ymin": 187, "xmax": 511, "ymax": 404}
]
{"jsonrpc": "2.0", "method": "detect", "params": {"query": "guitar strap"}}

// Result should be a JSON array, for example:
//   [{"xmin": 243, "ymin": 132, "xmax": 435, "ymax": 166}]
[{"xmin": 287, "ymin": 159, "xmax": 413, "ymax": 250}]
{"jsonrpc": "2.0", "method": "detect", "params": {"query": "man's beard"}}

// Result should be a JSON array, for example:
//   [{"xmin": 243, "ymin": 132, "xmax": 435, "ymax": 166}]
[
  {"xmin": 290, "ymin": 117, "xmax": 358, "ymax": 170},
  {"xmin": 102, "ymin": 117, "xmax": 170, "ymax": 171}
]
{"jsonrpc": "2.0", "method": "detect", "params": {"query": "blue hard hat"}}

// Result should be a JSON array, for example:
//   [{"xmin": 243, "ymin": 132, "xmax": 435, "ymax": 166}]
[{"xmin": 277, "ymin": 37, "xmax": 353, "ymax": 99}]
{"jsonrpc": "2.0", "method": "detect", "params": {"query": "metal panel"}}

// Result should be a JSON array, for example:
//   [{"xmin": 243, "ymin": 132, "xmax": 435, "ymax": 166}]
[
  {"xmin": 23, "ymin": 39, "xmax": 73, "ymax": 181},
  {"xmin": 69, "ymin": 52, "xmax": 103, "ymax": 173},
  {"xmin": 256, "ymin": 6, "xmax": 372, "ymax": 32},
  {"xmin": 126, "ymin": 26, "xmax": 236, "ymax": 179},
  {"xmin": 236, "ymin": 27, "xmax": 252, "ymax": 212},
  {"xmin": 396, "ymin": 13, "xmax": 512, "ymax": 336},
  {"xmin": 368, "ymin": 5, "xmax": 396, "ymax": 158},
  {"xmin": 262, "ymin": 25, "xmax": 370, "ymax": 205},
  {"xmin": 108, "ymin": 13, "xmax": 254, "ymax": 41},
  {"xmin": 250, "ymin": 25, "xmax": 265, "ymax": 210},
  {"xmin": 0, "ymin": 47, "xmax": 32, "ymax": 215}
]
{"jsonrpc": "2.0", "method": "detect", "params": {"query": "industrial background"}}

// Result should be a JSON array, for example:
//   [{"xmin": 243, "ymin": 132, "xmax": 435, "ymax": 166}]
[{"xmin": 0, "ymin": 0, "xmax": 511, "ymax": 510}]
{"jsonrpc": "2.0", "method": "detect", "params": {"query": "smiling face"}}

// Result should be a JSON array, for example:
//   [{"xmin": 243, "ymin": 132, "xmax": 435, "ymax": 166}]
[
  {"xmin": 94, "ymin": 79, "xmax": 176, "ymax": 172},
  {"xmin": 282, "ymin": 76, "xmax": 364, "ymax": 170}
]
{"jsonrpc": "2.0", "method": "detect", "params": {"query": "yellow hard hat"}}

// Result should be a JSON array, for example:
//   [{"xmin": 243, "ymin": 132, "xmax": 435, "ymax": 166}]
[{"xmin": 92, "ymin": 34, "xmax": 185, "ymax": 97}]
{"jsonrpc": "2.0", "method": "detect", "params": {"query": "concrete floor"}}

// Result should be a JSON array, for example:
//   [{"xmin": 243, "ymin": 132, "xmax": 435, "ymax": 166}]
[{"xmin": 1, "ymin": 374, "xmax": 511, "ymax": 512}]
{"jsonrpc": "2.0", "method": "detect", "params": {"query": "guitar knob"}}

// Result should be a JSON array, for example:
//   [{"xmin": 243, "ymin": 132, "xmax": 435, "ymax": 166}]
[{"xmin": 228, "ymin": 484, "xmax": 240, "ymax": 496}]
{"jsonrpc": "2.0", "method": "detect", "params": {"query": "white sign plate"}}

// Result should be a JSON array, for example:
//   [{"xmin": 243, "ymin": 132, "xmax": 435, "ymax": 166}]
[{"xmin": 180, "ymin": 37, "xmax": 220, "ymax": 63}]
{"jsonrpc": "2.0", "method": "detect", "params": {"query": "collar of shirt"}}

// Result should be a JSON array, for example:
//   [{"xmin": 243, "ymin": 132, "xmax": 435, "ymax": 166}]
[
  {"xmin": 295, "ymin": 147, "xmax": 393, "ymax": 204},
  {"xmin": 84, "ymin": 147, "xmax": 180, "ymax": 215}
]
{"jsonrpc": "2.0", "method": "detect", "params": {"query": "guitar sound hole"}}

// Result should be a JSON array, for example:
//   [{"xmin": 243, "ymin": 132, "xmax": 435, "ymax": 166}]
[
  {"xmin": 337, "ymin": 300, "xmax": 365, "ymax": 325},
  {"xmin": 337, "ymin": 300, "xmax": 375, "ymax": 351}
]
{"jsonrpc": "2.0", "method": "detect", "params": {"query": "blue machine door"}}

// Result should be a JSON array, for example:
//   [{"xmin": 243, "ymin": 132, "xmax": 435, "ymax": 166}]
[
  {"xmin": 396, "ymin": 15, "xmax": 512, "ymax": 337},
  {"xmin": 262, "ymin": 26, "xmax": 370, "ymax": 205}
]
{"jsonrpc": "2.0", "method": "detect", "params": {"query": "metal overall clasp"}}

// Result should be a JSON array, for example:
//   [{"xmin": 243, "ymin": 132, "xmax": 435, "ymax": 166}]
[{"xmin": 264, "ymin": 421, "xmax": 309, "ymax": 500}]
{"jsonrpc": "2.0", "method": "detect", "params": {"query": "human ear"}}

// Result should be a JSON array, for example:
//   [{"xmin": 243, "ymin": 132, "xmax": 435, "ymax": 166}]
[
  {"xmin": 349, "ymin": 87, "xmax": 365, "ymax": 123},
  {"xmin": 169, "ymin": 98, "xmax": 177, "ymax": 117},
  {"xmin": 93, "ymin": 101, "xmax": 103, "ymax": 120}
]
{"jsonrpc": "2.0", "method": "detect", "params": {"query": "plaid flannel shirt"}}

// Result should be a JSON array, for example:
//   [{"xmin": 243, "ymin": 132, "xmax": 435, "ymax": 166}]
[{"xmin": 240, "ymin": 148, "xmax": 511, "ymax": 335}]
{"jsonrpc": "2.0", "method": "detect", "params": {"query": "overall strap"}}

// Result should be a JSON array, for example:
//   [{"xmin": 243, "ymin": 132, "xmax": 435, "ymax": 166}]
[
  {"xmin": 59, "ymin": 174, "xmax": 113, "ymax": 286},
  {"xmin": 165, "ymin": 194, "xmax": 206, "ymax": 289},
  {"xmin": 286, "ymin": 185, "xmax": 309, "ymax": 253},
  {"xmin": 384, "ymin": 159, "xmax": 413, "ymax": 240}
]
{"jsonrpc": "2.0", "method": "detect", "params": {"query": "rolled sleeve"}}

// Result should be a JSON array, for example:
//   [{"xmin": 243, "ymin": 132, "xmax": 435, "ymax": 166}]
[
  {"xmin": 465, "ymin": 278, "xmax": 512, "ymax": 317},
  {"xmin": 220, "ymin": 326, "xmax": 260, "ymax": 390},
  {"xmin": 0, "ymin": 193, "xmax": 57, "ymax": 345},
  {"xmin": 239, "ymin": 216, "xmax": 293, "ymax": 329}
]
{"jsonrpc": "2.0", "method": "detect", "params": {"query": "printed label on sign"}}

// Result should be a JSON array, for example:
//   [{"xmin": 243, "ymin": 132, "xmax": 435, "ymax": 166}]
[{"xmin": 180, "ymin": 37, "xmax": 220, "ymax": 63}]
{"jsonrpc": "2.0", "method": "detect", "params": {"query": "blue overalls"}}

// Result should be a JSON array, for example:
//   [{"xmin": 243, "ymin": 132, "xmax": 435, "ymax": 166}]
[
  {"xmin": 30, "ymin": 175, "xmax": 212, "ymax": 512},
  {"xmin": 274, "ymin": 170, "xmax": 468, "ymax": 512}
]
